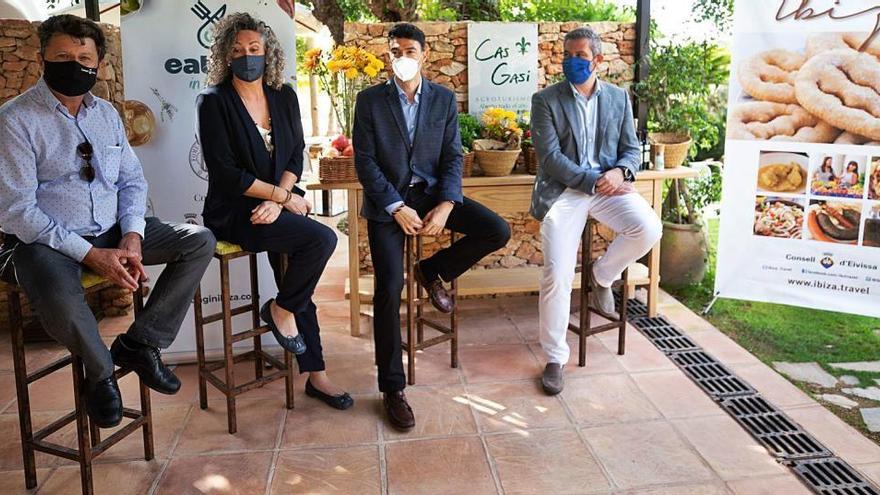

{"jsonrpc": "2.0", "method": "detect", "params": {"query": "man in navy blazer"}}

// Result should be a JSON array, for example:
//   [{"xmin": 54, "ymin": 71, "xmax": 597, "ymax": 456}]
[{"xmin": 353, "ymin": 23, "xmax": 510, "ymax": 431}]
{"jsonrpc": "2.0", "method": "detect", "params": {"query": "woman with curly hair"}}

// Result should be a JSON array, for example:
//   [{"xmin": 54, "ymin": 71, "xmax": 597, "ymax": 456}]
[{"xmin": 197, "ymin": 12, "xmax": 352, "ymax": 410}]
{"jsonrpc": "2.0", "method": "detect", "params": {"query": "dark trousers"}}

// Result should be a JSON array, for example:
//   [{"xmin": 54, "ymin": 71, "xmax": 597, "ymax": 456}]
[
  {"xmin": 1, "ymin": 218, "xmax": 216, "ymax": 381},
  {"xmin": 233, "ymin": 211, "xmax": 338, "ymax": 373},
  {"xmin": 367, "ymin": 185, "xmax": 511, "ymax": 392}
]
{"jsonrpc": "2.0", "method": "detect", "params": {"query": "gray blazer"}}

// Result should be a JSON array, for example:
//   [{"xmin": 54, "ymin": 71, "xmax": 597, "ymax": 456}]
[{"xmin": 529, "ymin": 80, "xmax": 640, "ymax": 221}]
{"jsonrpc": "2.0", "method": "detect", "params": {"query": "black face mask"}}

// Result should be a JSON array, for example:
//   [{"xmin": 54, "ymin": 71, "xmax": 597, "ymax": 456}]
[
  {"xmin": 43, "ymin": 60, "xmax": 98, "ymax": 97},
  {"xmin": 230, "ymin": 55, "xmax": 266, "ymax": 82}
]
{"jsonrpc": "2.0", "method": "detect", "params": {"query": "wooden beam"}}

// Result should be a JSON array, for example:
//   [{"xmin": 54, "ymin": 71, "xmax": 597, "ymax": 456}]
[
  {"xmin": 85, "ymin": 0, "xmax": 100, "ymax": 21},
  {"xmin": 635, "ymin": 0, "xmax": 651, "ymax": 134}
]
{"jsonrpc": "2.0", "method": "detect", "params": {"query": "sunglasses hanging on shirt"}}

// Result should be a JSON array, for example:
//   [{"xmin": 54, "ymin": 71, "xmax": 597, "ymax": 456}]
[{"xmin": 77, "ymin": 141, "xmax": 95, "ymax": 182}]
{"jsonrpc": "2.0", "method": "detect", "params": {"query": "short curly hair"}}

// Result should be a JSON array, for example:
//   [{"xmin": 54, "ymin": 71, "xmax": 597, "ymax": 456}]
[
  {"xmin": 39, "ymin": 14, "xmax": 106, "ymax": 60},
  {"xmin": 205, "ymin": 12, "xmax": 286, "ymax": 89}
]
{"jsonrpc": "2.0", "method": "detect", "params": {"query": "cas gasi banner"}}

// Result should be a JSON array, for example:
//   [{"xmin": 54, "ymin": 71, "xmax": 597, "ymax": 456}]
[
  {"xmin": 716, "ymin": 0, "xmax": 880, "ymax": 317},
  {"xmin": 467, "ymin": 22, "xmax": 539, "ymax": 116},
  {"xmin": 121, "ymin": 0, "xmax": 297, "ymax": 359}
]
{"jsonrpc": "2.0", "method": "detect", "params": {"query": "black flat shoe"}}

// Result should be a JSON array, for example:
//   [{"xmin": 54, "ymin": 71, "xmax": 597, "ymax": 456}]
[
  {"xmin": 305, "ymin": 379, "xmax": 354, "ymax": 410},
  {"xmin": 260, "ymin": 299, "xmax": 307, "ymax": 355}
]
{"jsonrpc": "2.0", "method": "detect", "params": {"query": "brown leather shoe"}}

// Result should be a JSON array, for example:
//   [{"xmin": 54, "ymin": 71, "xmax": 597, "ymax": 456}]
[
  {"xmin": 413, "ymin": 262, "xmax": 454, "ymax": 313},
  {"xmin": 384, "ymin": 390, "xmax": 415, "ymax": 431}
]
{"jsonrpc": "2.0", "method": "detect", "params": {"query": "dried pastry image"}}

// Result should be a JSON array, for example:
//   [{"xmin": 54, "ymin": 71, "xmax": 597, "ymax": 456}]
[{"xmin": 122, "ymin": 100, "xmax": 156, "ymax": 147}]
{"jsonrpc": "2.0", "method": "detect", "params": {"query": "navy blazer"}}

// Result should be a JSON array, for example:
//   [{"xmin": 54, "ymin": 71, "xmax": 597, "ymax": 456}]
[
  {"xmin": 196, "ymin": 80, "xmax": 305, "ymax": 243},
  {"xmin": 353, "ymin": 79, "xmax": 463, "ymax": 222}
]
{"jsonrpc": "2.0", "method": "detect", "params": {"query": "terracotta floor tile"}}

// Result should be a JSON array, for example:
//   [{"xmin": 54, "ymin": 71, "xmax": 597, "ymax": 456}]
[
  {"xmin": 0, "ymin": 338, "xmax": 68, "ymax": 374},
  {"xmin": 0, "ymin": 467, "xmax": 52, "ymax": 494},
  {"xmin": 486, "ymin": 428, "xmax": 610, "ymax": 494},
  {"xmin": 383, "ymin": 385, "xmax": 476, "ymax": 440},
  {"xmin": 0, "ymin": 372, "xmax": 15, "ymax": 413},
  {"xmin": 9, "ymin": 365, "xmax": 75, "ymax": 413},
  {"xmin": 38, "ymin": 459, "xmax": 163, "ymax": 495},
  {"xmin": 174, "ymin": 398, "xmax": 285, "ymax": 455},
  {"xmin": 631, "ymin": 370, "xmax": 726, "ymax": 419},
  {"xmin": 528, "ymin": 339, "xmax": 625, "ymax": 377},
  {"xmin": 456, "ymin": 309, "xmax": 523, "ymax": 346},
  {"xmin": 385, "ymin": 436, "xmax": 496, "ymax": 495},
  {"xmin": 281, "ymin": 394, "xmax": 380, "ymax": 449},
  {"xmin": 95, "ymin": 404, "xmax": 191, "ymax": 463},
  {"xmin": 401, "ymin": 346, "xmax": 464, "ymax": 387},
  {"xmin": 582, "ymin": 420, "xmax": 714, "ymax": 489},
  {"xmin": 562, "ymin": 374, "xmax": 662, "ymax": 426},
  {"xmin": 600, "ymin": 334, "xmax": 677, "ymax": 373},
  {"xmin": 617, "ymin": 483, "xmax": 730, "ymax": 495},
  {"xmin": 313, "ymin": 326, "xmax": 375, "ymax": 355},
  {"xmin": 0, "ymin": 412, "xmax": 81, "ymax": 470},
  {"xmin": 726, "ymin": 474, "xmax": 812, "ymax": 494},
  {"xmin": 729, "ymin": 363, "xmax": 814, "ymax": 409},
  {"xmin": 270, "ymin": 446, "xmax": 380, "ymax": 494},
  {"xmin": 785, "ymin": 406, "xmax": 880, "ymax": 465},
  {"xmin": 156, "ymin": 452, "xmax": 273, "ymax": 495},
  {"xmin": 672, "ymin": 416, "xmax": 786, "ymax": 480},
  {"xmin": 169, "ymin": 360, "xmax": 293, "ymax": 406},
  {"xmin": 459, "ymin": 344, "xmax": 542, "ymax": 384},
  {"xmin": 466, "ymin": 381, "xmax": 570, "ymax": 433},
  {"xmin": 688, "ymin": 331, "xmax": 761, "ymax": 366},
  {"xmin": 294, "ymin": 352, "xmax": 379, "ymax": 395},
  {"xmin": 658, "ymin": 302, "xmax": 719, "ymax": 334}
]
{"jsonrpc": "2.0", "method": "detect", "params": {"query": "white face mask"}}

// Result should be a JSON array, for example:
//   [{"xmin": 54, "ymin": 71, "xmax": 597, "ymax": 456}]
[{"xmin": 392, "ymin": 56, "xmax": 420, "ymax": 82}]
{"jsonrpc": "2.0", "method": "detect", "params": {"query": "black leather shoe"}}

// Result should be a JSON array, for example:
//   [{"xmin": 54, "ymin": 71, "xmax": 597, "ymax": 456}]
[
  {"xmin": 305, "ymin": 379, "xmax": 354, "ymax": 410},
  {"xmin": 85, "ymin": 376, "xmax": 123, "ymax": 428},
  {"xmin": 260, "ymin": 299, "xmax": 307, "ymax": 355},
  {"xmin": 110, "ymin": 335, "xmax": 181, "ymax": 395}
]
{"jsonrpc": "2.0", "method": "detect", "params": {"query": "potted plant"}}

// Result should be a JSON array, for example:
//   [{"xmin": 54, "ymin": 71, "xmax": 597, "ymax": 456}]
[
  {"xmin": 518, "ymin": 113, "xmax": 538, "ymax": 175},
  {"xmin": 303, "ymin": 45, "xmax": 384, "ymax": 182},
  {"xmin": 659, "ymin": 162, "xmax": 722, "ymax": 287},
  {"xmin": 473, "ymin": 107, "xmax": 523, "ymax": 177},
  {"xmin": 458, "ymin": 113, "xmax": 480, "ymax": 177},
  {"xmin": 633, "ymin": 41, "xmax": 729, "ymax": 168}
]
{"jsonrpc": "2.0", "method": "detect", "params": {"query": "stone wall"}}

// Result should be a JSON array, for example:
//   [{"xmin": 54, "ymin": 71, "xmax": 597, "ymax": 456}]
[
  {"xmin": 345, "ymin": 21, "xmax": 634, "ymax": 272},
  {"xmin": 0, "ymin": 19, "xmax": 133, "ymax": 331}
]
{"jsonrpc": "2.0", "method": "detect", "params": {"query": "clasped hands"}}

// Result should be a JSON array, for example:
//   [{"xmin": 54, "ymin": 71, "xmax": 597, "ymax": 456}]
[
  {"xmin": 251, "ymin": 191, "xmax": 312, "ymax": 225},
  {"xmin": 595, "ymin": 168, "xmax": 635, "ymax": 196},
  {"xmin": 393, "ymin": 202, "xmax": 453, "ymax": 236}
]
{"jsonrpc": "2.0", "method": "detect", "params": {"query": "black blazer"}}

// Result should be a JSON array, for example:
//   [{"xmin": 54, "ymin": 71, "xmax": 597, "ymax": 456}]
[
  {"xmin": 196, "ymin": 80, "xmax": 305, "ymax": 243},
  {"xmin": 352, "ymin": 79, "xmax": 463, "ymax": 222}
]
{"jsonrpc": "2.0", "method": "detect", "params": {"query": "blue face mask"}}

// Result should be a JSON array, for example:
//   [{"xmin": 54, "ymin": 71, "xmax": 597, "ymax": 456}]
[{"xmin": 562, "ymin": 56, "xmax": 593, "ymax": 85}]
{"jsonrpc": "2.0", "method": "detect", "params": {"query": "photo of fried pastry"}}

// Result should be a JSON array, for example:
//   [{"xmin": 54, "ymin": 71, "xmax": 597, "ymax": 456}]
[
  {"xmin": 805, "ymin": 200, "xmax": 862, "ymax": 244},
  {"xmin": 123, "ymin": 100, "xmax": 156, "ymax": 147},
  {"xmin": 754, "ymin": 197, "xmax": 805, "ymax": 239},
  {"xmin": 757, "ymin": 151, "xmax": 807, "ymax": 194},
  {"xmin": 864, "ymin": 204, "xmax": 880, "ymax": 248},
  {"xmin": 869, "ymin": 158, "xmax": 880, "ymax": 201},
  {"xmin": 810, "ymin": 154, "xmax": 866, "ymax": 199},
  {"xmin": 729, "ymin": 32, "xmax": 879, "ymax": 143}
]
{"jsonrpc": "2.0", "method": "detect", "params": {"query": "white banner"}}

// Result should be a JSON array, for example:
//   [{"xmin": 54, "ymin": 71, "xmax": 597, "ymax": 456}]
[
  {"xmin": 121, "ymin": 0, "xmax": 297, "ymax": 359},
  {"xmin": 467, "ymin": 22, "xmax": 538, "ymax": 116},
  {"xmin": 716, "ymin": 0, "xmax": 880, "ymax": 317}
]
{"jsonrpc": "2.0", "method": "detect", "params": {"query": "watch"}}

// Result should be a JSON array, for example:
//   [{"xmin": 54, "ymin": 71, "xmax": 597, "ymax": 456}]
[{"xmin": 617, "ymin": 166, "xmax": 635, "ymax": 182}]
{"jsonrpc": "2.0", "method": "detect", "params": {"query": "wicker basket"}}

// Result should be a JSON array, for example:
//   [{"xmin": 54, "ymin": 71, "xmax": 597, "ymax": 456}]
[
  {"xmin": 523, "ymin": 145, "xmax": 538, "ymax": 175},
  {"xmin": 319, "ymin": 156, "xmax": 357, "ymax": 183},
  {"xmin": 475, "ymin": 149, "xmax": 521, "ymax": 177},
  {"xmin": 649, "ymin": 133, "xmax": 692, "ymax": 168},
  {"xmin": 463, "ymin": 152, "xmax": 475, "ymax": 177}
]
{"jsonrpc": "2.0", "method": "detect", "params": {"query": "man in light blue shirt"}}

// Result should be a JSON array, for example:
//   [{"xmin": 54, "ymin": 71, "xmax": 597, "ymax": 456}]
[{"xmin": 0, "ymin": 15, "xmax": 215, "ymax": 428}]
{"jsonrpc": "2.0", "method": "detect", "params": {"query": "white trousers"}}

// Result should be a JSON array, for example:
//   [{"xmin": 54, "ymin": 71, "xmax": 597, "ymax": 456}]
[{"xmin": 539, "ymin": 188, "xmax": 663, "ymax": 364}]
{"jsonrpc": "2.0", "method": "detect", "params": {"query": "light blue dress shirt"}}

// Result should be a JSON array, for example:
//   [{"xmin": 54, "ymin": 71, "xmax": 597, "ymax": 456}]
[
  {"xmin": 570, "ymin": 81, "xmax": 602, "ymax": 170},
  {"xmin": 385, "ymin": 77, "xmax": 424, "ymax": 216},
  {"xmin": 0, "ymin": 79, "xmax": 148, "ymax": 262}
]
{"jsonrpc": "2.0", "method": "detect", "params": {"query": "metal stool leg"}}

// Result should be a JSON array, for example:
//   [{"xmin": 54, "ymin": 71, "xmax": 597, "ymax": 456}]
[
  {"xmin": 193, "ymin": 281, "xmax": 209, "ymax": 410},
  {"xmin": 9, "ymin": 291, "xmax": 37, "ymax": 489},
  {"xmin": 71, "ymin": 355, "xmax": 94, "ymax": 495},
  {"xmin": 405, "ymin": 236, "xmax": 416, "ymax": 386},
  {"xmin": 219, "ymin": 256, "xmax": 237, "ymax": 434}
]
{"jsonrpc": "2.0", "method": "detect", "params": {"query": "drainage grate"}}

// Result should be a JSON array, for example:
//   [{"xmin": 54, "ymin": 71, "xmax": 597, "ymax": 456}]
[
  {"xmin": 633, "ymin": 318, "xmax": 700, "ymax": 353},
  {"xmin": 669, "ymin": 350, "xmax": 755, "ymax": 398},
  {"xmin": 613, "ymin": 290, "xmax": 648, "ymax": 318},
  {"xmin": 792, "ymin": 458, "xmax": 880, "ymax": 495},
  {"xmin": 720, "ymin": 396, "xmax": 831, "ymax": 460}
]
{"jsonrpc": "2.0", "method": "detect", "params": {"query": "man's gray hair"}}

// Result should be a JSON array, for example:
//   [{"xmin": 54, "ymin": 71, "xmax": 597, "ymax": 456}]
[{"xmin": 564, "ymin": 27, "xmax": 603, "ymax": 56}]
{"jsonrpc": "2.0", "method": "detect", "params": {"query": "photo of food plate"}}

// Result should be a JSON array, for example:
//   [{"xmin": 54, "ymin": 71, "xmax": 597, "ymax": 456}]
[
  {"xmin": 757, "ymin": 151, "xmax": 808, "ymax": 194},
  {"xmin": 805, "ymin": 200, "xmax": 862, "ymax": 244},
  {"xmin": 754, "ymin": 197, "xmax": 805, "ymax": 239}
]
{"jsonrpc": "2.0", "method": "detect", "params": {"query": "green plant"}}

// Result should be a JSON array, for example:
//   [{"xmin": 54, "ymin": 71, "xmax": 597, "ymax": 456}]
[
  {"xmin": 633, "ymin": 40, "xmax": 729, "ymax": 160},
  {"xmin": 663, "ymin": 162, "xmax": 723, "ymax": 225},
  {"xmin": 499, "ymin": 0, "xmax": 634, "ymax": 23},
  {"xmin": 458, "ymin": 113, "xmax": 481, "ymax": 153},
  {"xmin": 693, "ymin": 0, "xmax": 734, "ymax": 32}
]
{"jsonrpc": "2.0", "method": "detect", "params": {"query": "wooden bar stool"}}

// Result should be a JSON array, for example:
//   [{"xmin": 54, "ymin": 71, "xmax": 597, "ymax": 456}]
[
  {"xmin": 192, "ymin": 241, "xmax": 294, "ymax": 434},
  {"xmin": 568, "ymin": 219, "xmax": 630, "ymax": 367},
  {"xmin": 402, "ymin": 232, "xmax": 458, "ymax": 385},
  {"xmin": 3, "ymin": 274, "xmax": 153, "ymax": 495}
]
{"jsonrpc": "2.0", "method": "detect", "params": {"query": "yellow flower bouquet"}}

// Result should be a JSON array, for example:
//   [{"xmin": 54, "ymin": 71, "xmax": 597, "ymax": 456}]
[
  {"xmin": 303, "ymin": 45, "xmax": 384, "ymax": 140},
  {"xmin": 473, "ymin": 107, "xmax": 524, "ymax": 177}
]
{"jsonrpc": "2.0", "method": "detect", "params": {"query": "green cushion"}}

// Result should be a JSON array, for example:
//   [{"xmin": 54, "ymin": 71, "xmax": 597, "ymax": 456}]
[{"xmin": 215, "ymin": 241, "xmax": 244, "ymax": 256}]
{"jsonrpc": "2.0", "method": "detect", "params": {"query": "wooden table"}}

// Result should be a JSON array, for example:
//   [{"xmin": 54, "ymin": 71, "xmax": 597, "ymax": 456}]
[{"xmin": 309, "ymin": 167, "xmax": 699, "ymax": 336}]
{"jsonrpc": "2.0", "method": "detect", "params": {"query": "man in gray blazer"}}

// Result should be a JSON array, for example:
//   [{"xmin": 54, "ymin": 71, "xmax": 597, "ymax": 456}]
[{"xmin": 530, "ymin": 27, "xmax": 662, "ymax": 395}]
